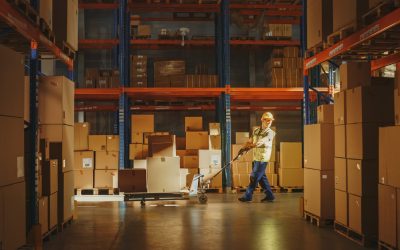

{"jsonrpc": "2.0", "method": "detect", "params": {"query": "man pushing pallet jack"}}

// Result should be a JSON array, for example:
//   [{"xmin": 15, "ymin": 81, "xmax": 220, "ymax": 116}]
[{"xmin": 189, "ymin": 112, "xmax": 276, "ymax": 204}]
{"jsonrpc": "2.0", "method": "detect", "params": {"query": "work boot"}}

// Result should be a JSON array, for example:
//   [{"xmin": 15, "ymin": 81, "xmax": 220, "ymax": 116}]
[
  {"xmin": 261, "ymin": 197, "xmax": 275, "ymax": 202},
  {"xmin": 238, "ymin": 197, "xmax": 251, "ymax": 202}
]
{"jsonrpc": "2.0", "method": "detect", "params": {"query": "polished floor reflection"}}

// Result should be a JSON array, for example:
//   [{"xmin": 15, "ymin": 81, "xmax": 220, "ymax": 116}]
[{"xmin": 44, "ymin": 193, "xmax": 367, "ymax": 250}]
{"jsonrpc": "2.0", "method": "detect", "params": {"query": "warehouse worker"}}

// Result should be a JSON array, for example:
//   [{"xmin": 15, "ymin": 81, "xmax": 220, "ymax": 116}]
[{"xmin": 238, "ymin": 112, "xmax": 276, "ymax": 202}]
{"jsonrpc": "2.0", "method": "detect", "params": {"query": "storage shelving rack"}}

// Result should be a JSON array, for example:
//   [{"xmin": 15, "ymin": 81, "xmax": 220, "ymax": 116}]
[
  {"xmin": 0, "ymin": 0, "xmax": 76, "ymax": 233},
  {"xmin": 77, "ymin": 0, "xmax": 322, "ymax": 190},
  {"xmin": 303, "ymin": 2, "xmax": 400, "ymax": 124}
]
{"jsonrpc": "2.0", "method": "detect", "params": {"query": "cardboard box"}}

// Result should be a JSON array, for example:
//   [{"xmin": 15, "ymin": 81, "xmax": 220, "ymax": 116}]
[
  {"xmin": 147, "ymin": 157, "xmax": 180, "ymax": 193},
  {"xmin": 186, "ymin": 131, "xmax": 209, "ymax": 150},
  {"xmin": 346, "ymin": 123, "xmax": 379, "ymax": 159},
  {"xmin": 175, "ymin": 137, "xmax": 186, "ymax": 151},
  {"xmin": 183, "ymin": 156, "xmax": 199, "ymax": 169},
  {"xmin": 232, "ymin": 144, "xmax": 253, "ymax": 162},
  {"xmin": 395, "ymin": 89, "xmax": 400, "ymax": 125},
  {"xmin": 199, "ymin": 168, "xmax": 222, "ymax": 188},
  {"xmin": 39, "ymin": 124, "xmax": 74, "ymax": 172},
  {"xmin": 137, "ymin": 25, "xmax": 151, "ymax": 37},
  {"xmin": 148, "ymin": 135, "xmax": 176, "ymax": 157},
  {"xmin": 333, "ymin": 0, "xmax": 369, "ymax": 31},
  {"xmin": 96, "ymin": 151, "xmax": 119, "ymax": 170},
  {"xmin": 334, "ymin": 158, "xmax": 347, "ymax": 191},
  {"xmin": 271, "ymin": 68, "xmax": 286, "ymax": 87},
  {"xmin": 209, "ymin": 123, "xmax": 220, "ymax": 135},
  {"xmin": 1, "ymin": 181, "xmax": 26, "ymax": 250},
  {"xmin": 279, "ymin": 168, "xmax": 304, "ymax": 187},
  {"xmin": 334, "ymin": 125, "xmax": 346, "ymax": 158},
  {"xmin": 131, "ymin": 115, "xmax": 154, "ymax": 133},
  {"xmin": 334, "ymin": 91, "xmax": 346, "ymax": 125},
  {"xmin": 239, "ymin": 174, "xmax": 250, "ymax": 187},
  {"xmin": 88, "ymin": 135, "xmax": 107, "ymax": 152},
  {"xmin": 38, "ymin": 196, "xmax": 49, "ymax": 235},
  {"xmin": 49, "ymin": 192, "xmax": 57, "ymax": 229},
  {"xmin": 317, "ymin": 105, "xmax": 334, "ymax": 124},
  {"xmin": 379, "ymin": 126, "xmax": 400, "ymax": 186},
  {"xmin": 233, "ymin": 174, "xmax": 240, "ymax": 187},
  {"xmin": 347, "ymin": 159, "xmax": 378, "ymax": 197},
  {"xmin": 118, "ymin": 169, "xmax": 147, "ymax": 192},
  {"xmin": 335, "ymin": 190, "xmax": 348, "ymax": 226},
  {"xmin": 348, "ymin": 194, "xmax": 378, "ymax": 237},
  {"xmin": 24, "ymin": 77, "xmax": 30, "ymax": 122},
  {"xmin": 59, "ymin": 171, "xmax": 74, "ymax": 224},
  {"xmin": 94, "ymin": 170, "xmax": 118, "ymax": 188},
  {"xmin": 53, "ymin": 0, "xmax": 78, "ymax": 50},
  {"xmin": 378, "ymin": 184, "xmax": 397, "ymax": 247},
  {"xmin": 199, "ymin": 150, "xmax": 221, "ymax": 169},
  {"xmin": 106, "ymin": 135, "xmax": 119, "ymax": 152},
  {"xmin": 236, "ymin": 132, "xmax": 250, "ymax": 144},
  {"xmin": 280, "ymin": 142, "xmax": 302, "ymax": 168},
  {"xmin": 0, "ymin": 116, "xmax": 24, "ymax": 187},
  {"xmin": 185, "ymin": 117, "xmax": 203, "ymax": 131},
  {"xmin": 283, "ymin": 47, "xmax": 299, "ymax": 58},
  {"xmin": 209, "ymin": 135, "xmax": 221, "ymax": 150},
  {"xmin": 74, "ymin": 151, "xmax": 94, "ymax": 170},
  {"xmin": 304, "ymin": 124, "xmax": 334, "ymax": 170},
  {"xmin": 131, "ymin": 132, "xmax": 144, "ymax": 144},
  {"xmin": 133, "ymin": 159, "xmax": 147, "ymax": 169},
  {"xmin": 43, "ymin": 159, "xmax": 58, "ymax": 195},
  {"xmin": 154, "ymin": 61, "xmax": 185, "ymax": 78},
  {"xmin": 346, "ymin": 85, "xmax": 394, "ymax": 125},
  {"xmin": 186, "ymin": 168, "xmax": 198, "ymax": 185},
  {"xmin": 339, "ymin": 62, "xmax": 371, "ymax": 90},
  {"xmin": 232, "ymin": 162, "xmax": 250, "ymax": 175},
  {"xmin": 0, "ymin": 45, "xmax": 24, "ymax": 119},
  {"xmin": 266, "ymin": 173, "xmax": 278, "ymax": 187},
  {"xmin": 74, "ymin": 123, "xmax": 89, "ymax": 150},
  {"xmin": 306, "ymin": 0, "xmax": 333, "ymax": 48},
  {"xmin": 266, "ymin": 163, "xmax": 275, "ymax": 174},
  {"xmin": 304, "ymin": 169, "xmax": 335, "ymax": 219},
  {"xmin": 73, "ymin": 169, "xmax": 93, "ymax": 189},
  {"xmin": 39, "ymin": 76, "xmax": 74, "ymax": 126}
]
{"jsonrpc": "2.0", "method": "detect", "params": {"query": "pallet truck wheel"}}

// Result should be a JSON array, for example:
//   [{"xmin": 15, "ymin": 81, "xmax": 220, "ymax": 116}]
[
  {"xmin": 198, "ymin": 194, "xmax": 208, "ymax": 204},
  {"xmin": 140, "ymin": 200, "xmax": 145, "ymax": 207}
]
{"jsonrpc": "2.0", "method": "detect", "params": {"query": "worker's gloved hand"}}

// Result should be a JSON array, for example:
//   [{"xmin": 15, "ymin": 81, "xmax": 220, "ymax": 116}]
[{"xmin": 244, "ymin": 141, "xmax": 256, "ymax": 149}]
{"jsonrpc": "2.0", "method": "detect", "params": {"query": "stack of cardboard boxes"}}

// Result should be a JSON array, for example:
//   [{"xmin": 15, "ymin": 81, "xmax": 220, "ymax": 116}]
[
  {"xmin": 154, "ymin": 60, "xmax": 186, "ymax": 87},
  {"xmin": 38, "ymin": 76, "xmax": 75, "ymax": 229},
  {"xmin": 53, "ymin": 0, "xmax": 78, "ymax": 51},
  {"xmin": 304, "ymin": 104, "xmax": 335, "ymax": 220},
  {"xmin": 74, "ymin": 123, "xmax": 94, "ymax": 190},
  {"xmin": 266, "ymin": 47, "xmax": 303, "ymax": 88},
  {"xmin": 131, "ymin": 55, "xmax": 148, "ymax": 87},
  {"xmin": 262, "ymin": 24, "xmax": 292, "ymax": 39},
  {"xmin": 334, "ymin": 61, "xmax": 394, "ymax": 241},
  {"xmin": 84, "ymin": 69, "xmax": 120, "ymax": 88},
  {"xmin": 0, "ymin": 45, "xmax": 26, "ymax": 249},
  {"xmin": 185, "ymin": 75, "xmax": 218, "ymax": 88},
  {"xmin": 279, "ymin": 142, "xmax": 304, "ymax": 188},
  {"xmin": 306, "ymin": 0, "xmax": 333, "ymax": 49},
  {"xmin": 378, "ymin": 69, "xmax": 400, "ymax": 248}
]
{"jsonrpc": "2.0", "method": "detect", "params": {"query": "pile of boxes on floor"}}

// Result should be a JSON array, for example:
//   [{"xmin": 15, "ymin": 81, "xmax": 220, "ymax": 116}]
[
  {"xmin": 84, "ymin": 69, "xmax": 120, "ymax": 88},
  {"xmin": 0, "ymin": 45, "xmax": 27, "ymax": 249},
  {"xmin": 74, "ymin": 123, "xmax": 119, "ymax": 191},
  {"xmin": 125, "ymin": 115, "xmax": 222, "ymax": 193},
  {"xmin": 265, "ymin": 47, "xmax": 303, "ymax": 88}
]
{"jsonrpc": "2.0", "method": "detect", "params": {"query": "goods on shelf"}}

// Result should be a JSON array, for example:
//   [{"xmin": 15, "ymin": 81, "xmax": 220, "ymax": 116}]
[{"xmin": 262, "ymin": 24, "xmax": 293, "ymax": 40}]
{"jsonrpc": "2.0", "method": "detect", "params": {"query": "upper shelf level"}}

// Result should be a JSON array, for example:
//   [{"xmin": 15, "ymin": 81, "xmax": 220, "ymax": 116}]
[
  {"xmin": 304, "ymin": 7, "xmax": 400, "ymax": 72},
  {"xmin": 0, "ymin": 0, "xmax": 74, "ymax": 69}
]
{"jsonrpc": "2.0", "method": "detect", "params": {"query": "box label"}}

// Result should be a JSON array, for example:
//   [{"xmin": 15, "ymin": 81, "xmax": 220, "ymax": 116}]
[
  {"xmin": 211, "ymin": 155, "xmax": 220, "ymax": 167},
  {"xmin": 82, "ymin": 158, "xmax": 93, "ymax": 169}
]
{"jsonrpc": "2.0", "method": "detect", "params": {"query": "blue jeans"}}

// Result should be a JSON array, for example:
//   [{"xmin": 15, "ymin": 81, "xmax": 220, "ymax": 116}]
[{"xmin": 243, "ymin": 161, "xmax": 275, "ymax": 200}]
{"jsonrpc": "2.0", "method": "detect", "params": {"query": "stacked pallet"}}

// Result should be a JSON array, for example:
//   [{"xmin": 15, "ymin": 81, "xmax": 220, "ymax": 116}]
[
  {"xmin": 334, "ymin": 61, "xmax": 394, "ymax": 245},
  {"xmin": 378, "ymin": 69, "xmax": 400, "ymax": 249},
  {"xmin": 303, "ymin": 104, "xmax": 335, "ymax": 223},
  {"xmin": 0, "ymin": 45, "xmax": 26, "ymax": 249}
]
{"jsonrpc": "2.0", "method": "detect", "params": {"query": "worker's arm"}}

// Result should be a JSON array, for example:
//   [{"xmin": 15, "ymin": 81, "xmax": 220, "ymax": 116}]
[{"xmin": 253, "ymin": 131, "xmax": 275, "ymax": 148}]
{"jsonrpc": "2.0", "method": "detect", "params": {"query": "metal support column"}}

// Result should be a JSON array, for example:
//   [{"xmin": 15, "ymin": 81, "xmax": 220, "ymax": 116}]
[
  {"xmin": 28, "ymin": 40, "xmax": 39, "ymax": 230},
  {"xmin": 219, "ymin": 0, "xmax": 231, "ymax": 189},
  {"xmin": 328, "ymin": 62, "xmax": 336, "ymax": 102},
  {"xmin": 301, "ymin": 0, "xmax": 310, "ymax": 125},
  {"xmin": 118, "ymin": 0, "xmax": 130, "ymax": 169}
]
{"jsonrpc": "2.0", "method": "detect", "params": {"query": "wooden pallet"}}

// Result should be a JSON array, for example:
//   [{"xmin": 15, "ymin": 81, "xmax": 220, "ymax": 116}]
[
  {"xmin": 362, "ymin": 0, "xmax": 400, "ymax": 26},
  {"xmin": 378, "ymin": 241, "xmax": 397, "ymax": 250},
  {"xmin": 39, "ymin": 18, "xmax": 55, "ymax": 43},
  {"xmin": 327, "ymin": 22, "xmax": 357, "ymax": 46},
  {"xmin": 279, "ymin": 187, "xmax": 304, "ymax": 193},
  {"xmin": 42, "ymin": 225, "xmax": 58, "ymax": 241},
  {"xmin": 75, "ymin": 188, "xmax": 118, "ymax": 195},
  {"xmin": 334, "ymin": 221, "xmax": 377, "ymax": 247},
  {"xmin": 304, "ymin": 211, "xmax": 333, "ymax": 227},
  {"xmin": 8, "ymin": 0, "xmax": 40, "ymax": 26},
  {"xmin": 58, "ymin": 216, "xmax": 73, "ymax": 232}
]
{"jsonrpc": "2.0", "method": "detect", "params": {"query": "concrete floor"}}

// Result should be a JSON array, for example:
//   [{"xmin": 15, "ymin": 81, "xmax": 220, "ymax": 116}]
[{"xmin": 44, "ymin": 193, "xmax": 368, "ymax": 250}]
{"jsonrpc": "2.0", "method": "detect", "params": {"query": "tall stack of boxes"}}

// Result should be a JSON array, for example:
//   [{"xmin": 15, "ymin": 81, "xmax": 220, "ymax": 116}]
[
  {"xmin": 0, "ymin": 45, "xmax": 26, "ymax": 249},
  {"xmin": 131, "ymin": 55, "xmax": 148, "ymax": 87},
  {"xmin": 306, "ymin": 0, "xmax": 333, "ymax": 48},
  {"xmin": 279, "ymin": 142, "xmax": 303, "ymax": 188},
  {"xmin": 378, "ymin": 69, "xmax": 400, "ymax": 248},
  {"xmin": 74, "ymin": 123, "xmax": 94, "ymax": 190},
  {"xmin": 334, "ymin": 61, "xmax": 394, "ymax": 241},
  {"xmin": 38, "ymin": 76, "xmax": 75, "ymax": 227},
  {"xmin": 303, "ymin": 104, "xmax": 335, "ymax": 220}
]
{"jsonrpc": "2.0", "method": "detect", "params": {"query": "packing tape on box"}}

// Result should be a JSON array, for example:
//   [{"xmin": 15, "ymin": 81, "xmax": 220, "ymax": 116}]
[{"xmin": 17, "ymin": 156, "xmax": 24, "ymax": 178}]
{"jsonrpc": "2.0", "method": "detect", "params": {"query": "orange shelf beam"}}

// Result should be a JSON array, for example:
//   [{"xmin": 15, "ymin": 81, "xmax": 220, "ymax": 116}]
[{"xmin": 75, "ymin": 88, "xmax": 120, "ymax": 100}]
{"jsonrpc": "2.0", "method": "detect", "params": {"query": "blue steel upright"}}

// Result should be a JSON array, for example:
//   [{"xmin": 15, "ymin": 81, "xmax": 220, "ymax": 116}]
[
  {"xmin": 118, "ymin": 0, "xmax": 130, "ymax": 169},
  {"xmin": 218, "ymin": 0, "xmax": 231, "ymax": 189},
  {"xmin": 301, "ymin": 0, "xmax": 310, "ymax": 124}
]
